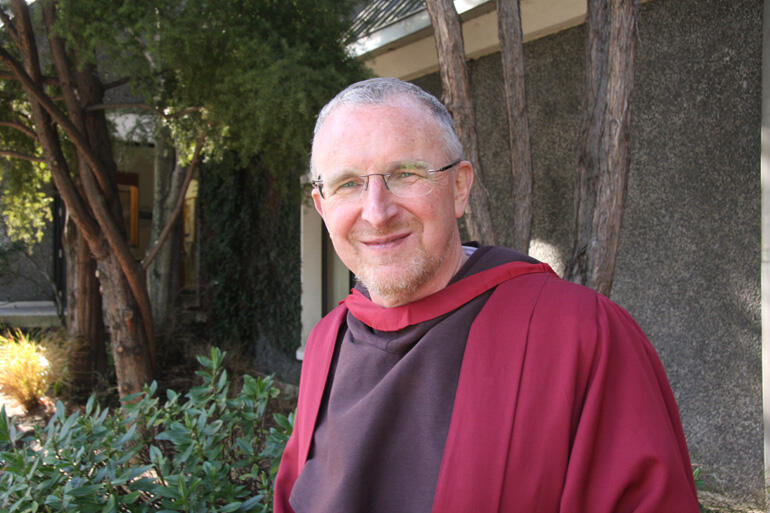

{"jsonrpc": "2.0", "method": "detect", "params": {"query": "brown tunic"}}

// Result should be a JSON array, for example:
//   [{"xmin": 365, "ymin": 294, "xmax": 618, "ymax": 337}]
[{"xmin": 289, "ymin": 246, "xmax": 537, "ymax": 513}]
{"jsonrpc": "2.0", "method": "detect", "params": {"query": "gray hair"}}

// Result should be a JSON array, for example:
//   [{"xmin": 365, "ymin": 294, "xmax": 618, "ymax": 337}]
[{"xmin": 310, "ymin": 77, "xmax": 464, "ymax": 177}]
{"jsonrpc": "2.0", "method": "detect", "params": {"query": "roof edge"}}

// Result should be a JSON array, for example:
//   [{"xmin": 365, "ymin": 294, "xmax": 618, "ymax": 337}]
[{"xmin": 348, "ymin": 0, "xmax": 493, "ymax": 58}]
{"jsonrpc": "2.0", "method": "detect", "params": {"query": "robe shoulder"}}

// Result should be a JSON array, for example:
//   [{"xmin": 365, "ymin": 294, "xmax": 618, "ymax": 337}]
[{"xmin": 487, "ymin": 272, "xmax": 699, "ymax": 512}]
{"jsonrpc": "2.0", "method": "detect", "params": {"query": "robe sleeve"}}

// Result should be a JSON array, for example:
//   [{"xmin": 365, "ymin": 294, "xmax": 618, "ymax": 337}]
[{"xmin": 553, "ymin": 289, "xmax": 699, "ymax": 513}]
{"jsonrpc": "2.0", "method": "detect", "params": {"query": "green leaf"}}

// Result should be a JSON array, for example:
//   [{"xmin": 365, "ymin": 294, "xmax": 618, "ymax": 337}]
[
  {"xmin": 196, "ymin": 355, "xmax": 213, "ymax": 369},
  {"xmin": 67, "ymin": 483, "xmax": 102, "ymax": 497},
  {"xmin": 0, "ymin": 406, "xmax": 10, "ymax": 445},
  {"xmin": 149, "ymin": 444, "xmax": 164, "ymax": 463},
  {"xmin": 235, "ymin": 437, "xmax": 254, "ymax": 457},
  {"xmin": 101, "ymin": 494, "xmax": 116, "ymax": 513},
  {"xmin": 120, "ymin": 491, "xmax": 141, "ymax": 505},
  {"xmin": 43, "ymin": 494, "xmax": 63, "ymax": 508},
  {"xmin": 238, "ymin": 495, "xmax": 264, "ymax": 512},
  {"xmin": 119, "ymin": 392, "xmax": 144, "ymax": 405},
  {"xmin": 85, "ymin": 395, "xmax": 96, "ymax": 416},
  {"xmin": 116, "ymin": 423, "xmax": 137, "ymax": 447},
  {"xmin": 57, "ymin": 410, "xmax": 80, "ymax": 441}
]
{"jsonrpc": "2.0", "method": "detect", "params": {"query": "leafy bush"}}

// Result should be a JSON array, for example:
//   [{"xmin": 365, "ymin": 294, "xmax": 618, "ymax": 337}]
[
  {"xmin": 0, "ymin": 329, "xmax": 68, "ymax": 411},
  {"xmin": 0, "ymin": 347, "xmax": 294, "ymax": 512}
]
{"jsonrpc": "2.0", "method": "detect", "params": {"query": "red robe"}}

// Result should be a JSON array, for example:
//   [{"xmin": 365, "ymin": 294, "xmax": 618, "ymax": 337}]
[{"xmin": 274, "ymin": 261, "xmax": 699, "ymax": 513}]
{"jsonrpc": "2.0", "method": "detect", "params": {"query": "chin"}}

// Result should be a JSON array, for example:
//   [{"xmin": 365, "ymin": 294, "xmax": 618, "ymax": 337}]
[{"xmin": 356, "ymin": 258, "xmax": 440, "ymax": 305}]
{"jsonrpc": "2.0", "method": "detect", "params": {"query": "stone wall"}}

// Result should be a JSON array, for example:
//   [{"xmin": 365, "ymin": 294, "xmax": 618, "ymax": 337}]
[{"xmin": 414, "ymin": 0, "xmax": 762, "ymax": 505}]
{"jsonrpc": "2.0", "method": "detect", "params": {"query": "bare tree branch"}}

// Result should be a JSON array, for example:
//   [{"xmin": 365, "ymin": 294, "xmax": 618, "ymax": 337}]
[
  {"xmin": 0, "ymin": 7, "xmax": 20, "ymax": 47},
  {"xmin": 0, "ymin": 46, "xmax": 109, "ymax": 188},
  {"xmin": 40, "ymin": 0, "xmax": 154, "ymax": 355},
  {"xmin": 0, "ymin": 149, "xmax": 44, "ymax": 162},
  {"xmin": 3, "ymin": 4, "xmax": 101, "ymax": 246},
  {"xmin": 0, "ymin": 71, "xmax": 59, "ymax": 85},
  {"xmin": 142, "ymin": 131, "xmax": 207, "ymax": 269},
  {"xmin": 103, "ymin": 76, "xmax": 131, "ymax": 90},
  {"xmin": 0, "ymin": 120, "xmax": 37, "ymax": 139}
]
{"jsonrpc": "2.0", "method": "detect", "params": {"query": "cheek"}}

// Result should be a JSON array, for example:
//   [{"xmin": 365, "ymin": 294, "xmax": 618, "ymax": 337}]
[{"xmin": 324, "ymin": 207, "xmax": 358, "ymax": 245}]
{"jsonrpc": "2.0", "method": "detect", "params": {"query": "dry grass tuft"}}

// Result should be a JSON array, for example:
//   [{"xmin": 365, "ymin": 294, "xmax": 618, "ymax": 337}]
[{"xmin": 0, "ymin": 329, "xmax": 68, "ymax": 411}]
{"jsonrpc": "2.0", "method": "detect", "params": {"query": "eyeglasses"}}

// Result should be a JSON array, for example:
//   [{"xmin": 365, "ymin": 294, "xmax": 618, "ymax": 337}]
[{"xmin": 312, "ymin": 160, "xmax": 460, "ymax": 202}]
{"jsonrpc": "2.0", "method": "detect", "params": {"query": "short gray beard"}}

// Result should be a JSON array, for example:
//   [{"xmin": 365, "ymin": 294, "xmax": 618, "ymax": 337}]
[{"xmin": 354, "ymin": 245, "xmax": 446, "ymax": 305}]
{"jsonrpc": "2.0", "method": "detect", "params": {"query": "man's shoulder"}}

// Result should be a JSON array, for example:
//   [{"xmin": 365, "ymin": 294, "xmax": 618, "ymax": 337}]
[{"xmin": 489, "ymin": 262, "xmax": 628, "ymax": 323}]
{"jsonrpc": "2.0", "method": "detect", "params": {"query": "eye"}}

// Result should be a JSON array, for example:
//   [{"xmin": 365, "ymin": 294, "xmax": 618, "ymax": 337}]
[
  {"xmin": 329, "ymin": 176, "xmax": 364, "ymax": 196},
  {"xmin": 391, "ymin": 166, "xmax": 427, "ymax": 181}
]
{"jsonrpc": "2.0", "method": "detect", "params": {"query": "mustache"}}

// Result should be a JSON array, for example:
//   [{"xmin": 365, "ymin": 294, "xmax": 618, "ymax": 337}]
[{"xmin": 350, "ymin": 222, "xmax": 413, "ymax": 240}]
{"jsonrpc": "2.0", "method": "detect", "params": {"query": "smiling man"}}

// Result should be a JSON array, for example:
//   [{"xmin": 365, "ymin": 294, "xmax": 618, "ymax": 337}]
[{"xmin": 274, "ymin": 78, "xmax": 699, "ymax": 513}]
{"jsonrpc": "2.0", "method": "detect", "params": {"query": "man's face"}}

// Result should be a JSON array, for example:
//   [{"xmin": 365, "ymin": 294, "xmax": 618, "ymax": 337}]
[{"xmin": 311, "ymin": 98, "xmax": 472, "ymax": 307}]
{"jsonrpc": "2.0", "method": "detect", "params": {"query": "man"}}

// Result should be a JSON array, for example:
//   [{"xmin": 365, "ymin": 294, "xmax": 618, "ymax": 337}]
[{"xmin": 275, "ymin": 77, "xmax": 699, "ymax": 513}]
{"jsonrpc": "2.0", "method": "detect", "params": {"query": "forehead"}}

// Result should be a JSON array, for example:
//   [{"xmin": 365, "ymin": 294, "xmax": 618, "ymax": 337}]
[{"xmin": 312, "ymin": 99, "xmax": 446, "ymax": 174}]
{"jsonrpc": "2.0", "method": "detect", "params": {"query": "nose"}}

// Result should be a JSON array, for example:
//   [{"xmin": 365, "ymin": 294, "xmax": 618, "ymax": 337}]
[{"xmin": 360, "ymin": 174, "xmax": 398, "ymax": 227}]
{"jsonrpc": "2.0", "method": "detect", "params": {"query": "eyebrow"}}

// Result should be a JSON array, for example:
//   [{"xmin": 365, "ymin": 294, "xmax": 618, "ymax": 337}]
[{"xmin": 324, "ymin": 160, "xmax": 430, "ymax": 180}]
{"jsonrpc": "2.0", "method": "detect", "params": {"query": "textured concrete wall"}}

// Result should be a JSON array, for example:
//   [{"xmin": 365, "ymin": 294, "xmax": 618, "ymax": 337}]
[
  {"xmin": 0, "ymin": 223, "xmax": 54, "ymax": 303},
  {"xmin": 414, "ymin": 0, "xmax": 762, "ymax": 505}
]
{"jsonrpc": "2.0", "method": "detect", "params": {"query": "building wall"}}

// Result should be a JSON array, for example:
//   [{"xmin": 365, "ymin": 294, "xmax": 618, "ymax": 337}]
[
  {"xmin": 0, "ymin": 222, "xmax": 55, "ymax": 303},
  {"xmin": 412, "ymin": 0, "xmax": 762, "ymax": 505}
]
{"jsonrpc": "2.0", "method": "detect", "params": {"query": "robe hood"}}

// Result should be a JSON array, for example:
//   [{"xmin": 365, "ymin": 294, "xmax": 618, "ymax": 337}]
[{"xmin": 344, "ymin": 260, "xmax": 554, "ymax": 331}]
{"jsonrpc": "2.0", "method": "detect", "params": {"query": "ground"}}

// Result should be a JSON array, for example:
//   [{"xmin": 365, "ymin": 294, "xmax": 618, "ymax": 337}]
[{"xmin": 0, "ymin": 390, "xmax": 58, "ymax": 435}]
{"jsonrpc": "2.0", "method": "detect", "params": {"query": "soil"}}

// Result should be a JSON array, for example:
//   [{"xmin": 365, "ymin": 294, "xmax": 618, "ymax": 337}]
[{"xmin": 0, "ymin": 391, "xmax": 58, "ymax": 435}]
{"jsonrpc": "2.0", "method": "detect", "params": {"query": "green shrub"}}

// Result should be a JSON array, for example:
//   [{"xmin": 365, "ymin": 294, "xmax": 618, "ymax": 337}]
[
  {"xmin": 0, "ymin": 329, "xmax": 68, "ymax": 411},
  {"xmin": 0, "ymin": 347, "xmax": 293, "ymax": 512}
]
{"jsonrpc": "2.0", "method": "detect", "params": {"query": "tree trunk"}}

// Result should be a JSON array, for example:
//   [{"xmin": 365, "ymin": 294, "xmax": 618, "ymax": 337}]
[
  {"xmin": 5, "ymin": 0, "xmax": 155, "ymax": 398},
  {"xmin": 564, "ymin": 0, "xmax": 638, "ymax": 296},
  {"xmin": 63, "ymin": 217, "xmax": 107, "ymax": 399},
  {"xmin": 497, "ymin": 0, "xmax": 534, "ymax": 253},
  {"xmin": 425, "ymin": 0, "xmax": 496, "ymax": 245},
  {"xmin": 96, "ymin": 253, "xmax": 155, "ymax": 398},
  {"xmin": 148, "ymin": 125, "xmax": 184, "ymax": 342}
]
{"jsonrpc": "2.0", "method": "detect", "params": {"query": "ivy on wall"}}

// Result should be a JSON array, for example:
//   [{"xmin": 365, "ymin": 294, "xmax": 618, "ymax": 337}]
[{"xmin": 198, "ymin": 153, "xmax": 301, "ymax": 362}]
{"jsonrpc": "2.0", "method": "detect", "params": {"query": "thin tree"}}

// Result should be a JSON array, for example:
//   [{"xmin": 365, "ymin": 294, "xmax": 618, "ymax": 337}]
[
  {"xmin": 1, "ymin": 0, "xmax": 156, "ymax": 398},
  {"xmin": 0, "ymin": 15, "xmax": 105, "ymax": 397},
  {"xmin": 564, "ymin": 0, "xmax": 639, "ymax": 296},
  {"xmin": 497, "ymin": 0, "xmax": 534, "ymax": 253},
  {"xmin": 425, "ymin": 0, "xmax": 496, "ymax": 245}
]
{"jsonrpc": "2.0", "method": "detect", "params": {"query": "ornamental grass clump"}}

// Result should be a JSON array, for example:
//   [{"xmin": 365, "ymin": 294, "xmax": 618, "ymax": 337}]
[{"xmin": 0, "ymin": 329, "xmax": 67, "ymax": 411}]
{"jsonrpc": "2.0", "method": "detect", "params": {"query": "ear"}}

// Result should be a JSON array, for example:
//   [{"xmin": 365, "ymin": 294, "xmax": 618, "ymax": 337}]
[
  {"xmin": 453, "ymin": 160, "xmax": 474, "ymax": 218},
  {"xmin": 311, "ymin": 187, "xmax": 325, "ymax": 218}
]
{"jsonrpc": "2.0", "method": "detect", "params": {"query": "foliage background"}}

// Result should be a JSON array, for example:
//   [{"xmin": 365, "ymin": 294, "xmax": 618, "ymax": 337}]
[{"xmin": 199, "ymin": 154, "xmax": 303, "ymax": 382}]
